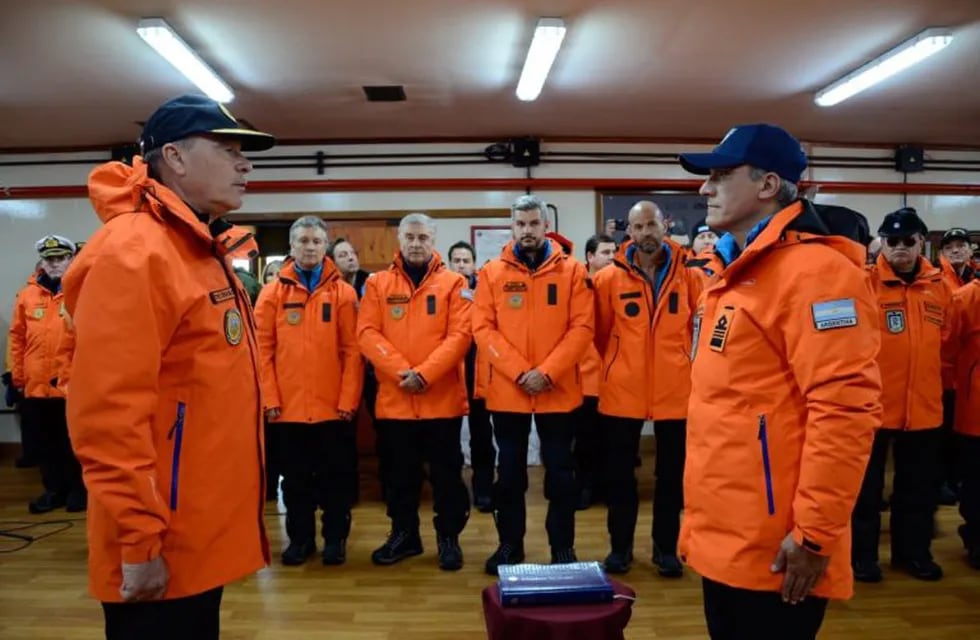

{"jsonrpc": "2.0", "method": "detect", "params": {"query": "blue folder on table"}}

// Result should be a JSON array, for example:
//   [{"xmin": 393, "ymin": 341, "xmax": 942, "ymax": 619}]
[{"xmin": 497, "ymin": 561, "xmax": 615, "ymax": 607}]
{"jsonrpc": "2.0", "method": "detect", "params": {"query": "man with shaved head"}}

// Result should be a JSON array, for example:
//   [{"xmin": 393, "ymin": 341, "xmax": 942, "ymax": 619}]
[{"xmin": 593, "ymin": 200, "xmax": 702, "ymax": 575}]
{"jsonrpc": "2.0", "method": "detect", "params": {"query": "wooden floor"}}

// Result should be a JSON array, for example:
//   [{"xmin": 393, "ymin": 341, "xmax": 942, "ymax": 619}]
[{"xmin": 1, "ymin": 453, "xmax": 979, "ymax": 639}]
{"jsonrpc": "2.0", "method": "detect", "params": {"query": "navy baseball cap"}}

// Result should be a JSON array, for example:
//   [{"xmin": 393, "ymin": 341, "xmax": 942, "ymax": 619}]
[
  {"xmin": 139, "ymin": 94, "xmax": 275, "ymax": 154},
  {"xmin": 878, "ymin": 207, "xmax": 928, "ymax": 237},
  {"xmin": 679, "ymin": 124, "xmax": 807, "ymax": 183},
  {"xmin": 941, "ymin": 227, "xmax": 969, "ymax": 246}
]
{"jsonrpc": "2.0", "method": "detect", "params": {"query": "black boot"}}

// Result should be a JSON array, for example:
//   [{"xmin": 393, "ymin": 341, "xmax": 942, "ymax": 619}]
[
  {"xmin": 371, "ymin": 530, "xmax": 423, "ymax": 566},
  {"xmin": 281, "ymin": 539, "xmax": 316, "ymax": 566},
  {"xmin": 603, "ymin": 549, "xmax": 633, "ymax": 574},
  {"xmin": 653, "ymin": 545, "xmax": 683, "ymax": 578},
  {"xmin": 66, "ymin": 488, "xmax": 87, "ymax": 513},
  {"xmin": 322, "ymin": 539, "xmax": 347, "ymax": 566},
  {"xmin": 551, "ymin": 547, "xmax": 578, "ymax": 564},
  {"xmin": 28, "ymin": 492, "xmax": 65, "ymax": 514},
  {"xmin": 437, "ymin": 535, "xmax": 463, "ymax": 571},
  {"xmin": 852, "ymin": 559, "xmax": 883, "ymax": 583},
  {"xmin": 484, "ymin": 542, "xmax": 525, "ymax": 576}
]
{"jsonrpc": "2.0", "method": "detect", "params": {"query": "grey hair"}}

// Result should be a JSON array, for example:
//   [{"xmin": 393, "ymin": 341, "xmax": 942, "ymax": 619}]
[
  {"xmin": 289, "ymin": 215, "xmax": 329, "ymax": 244},
  {"xmin": 398, "ymin": 212, "xmax": 436, "ymax": 236},
  {"xmin": 511, "ymin": 194, "xmax": 549, "ymax": 219},
  {"xmin": 142, "ymin": 139, "xmax": 193, "ymax": 179},
  {"xmin": 749, "ymin": 166, "xmax": 799, "ymax": 207}
]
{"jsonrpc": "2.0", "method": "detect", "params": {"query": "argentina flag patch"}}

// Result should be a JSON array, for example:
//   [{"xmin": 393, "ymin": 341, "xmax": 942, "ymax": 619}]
[{"xmin": 811, "ymin": 298, "xmax": 858, "ymax": 331}]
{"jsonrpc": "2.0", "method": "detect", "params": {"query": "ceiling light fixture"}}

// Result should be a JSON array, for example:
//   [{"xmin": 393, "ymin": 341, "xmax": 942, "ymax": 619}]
[
  {"xmin": 516, "ymin": 17, "xmax": 566, "ymax": 102},
  {"xmin": 815, "ymin": 27, "xmax": 954, "ymax": 107},
  {"xmin": 137, "ymin": 17, "xmax": 235, "ymax": 103}
]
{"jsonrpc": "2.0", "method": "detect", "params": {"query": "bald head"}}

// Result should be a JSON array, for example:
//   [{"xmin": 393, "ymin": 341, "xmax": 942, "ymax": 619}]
[
  {"xmin": 628, "ymin": 200, "xmax": 664, "ymax": 224},
  {"xmin": 627, "ymin": 200, "xmax": 666, "ymax": 255}
]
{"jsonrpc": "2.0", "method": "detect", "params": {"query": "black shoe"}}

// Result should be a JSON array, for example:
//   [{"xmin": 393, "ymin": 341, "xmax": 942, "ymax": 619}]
[
  {"xmin": 852, "ymin": 559, "xmax": 883, "ymax": 583},
  {"xmin": 66, "ymin": 489, "xmax": 87, "ymax": 513},
  {"xmin": 437, "ymin": 535, "xmax": 463, "ymax": 571},
  {"xmin": 893, "ymin": 558, "xmax": 943, "ymax": 581},
  {"xmin": 576, "ymin": 487, "xmax": 593, "ymax": 511},
  {"xmin": 484, "ymin": 542, "xmax": 525, "ymax": 576},
  {"xmin": 281, "ymin": 539, "xmax": 316, "ymax": 566},
  {"xmin": 653, "ymin": 546, "xmax": 684, "ymax": 578},
  {"xmin": 28, "ymin": 492, "xmax": 65, "ymax": 514},
  {"xmin": 322, "ymin": 539, "xmax": 347, "ymax": 566},
  {"xmin": 938, "ymin": 483, "xmax": 959, "ymax": 506},
  {"xmin": 958, "ymin": 525, "xmax": 980, "ymax": 569},
  {"xmin": 604, "ymin": 549, "xmax": 633, "ymax": 574},
  {"xmin": 371, "ymin": 530, "xmax": 423, "ymax": 566},
  {"xmin": 474, "ymin": 495, "xmax": 493, "ymax": 514},
  {"xmin": 551, "ymin": 547, "xmax": 578, "ymax": 564}
]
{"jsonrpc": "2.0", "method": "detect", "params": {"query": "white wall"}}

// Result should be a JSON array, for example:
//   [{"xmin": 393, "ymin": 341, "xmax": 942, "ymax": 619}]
[{"xmin": 2, "ymin": 141, "xmax": 978, "ymax": 441}]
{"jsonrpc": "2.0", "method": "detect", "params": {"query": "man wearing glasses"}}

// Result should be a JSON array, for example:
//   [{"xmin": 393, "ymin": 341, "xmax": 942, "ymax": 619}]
[{"xmin": 851, "ymin": 208, "xmax": 953, "ymax": 583}]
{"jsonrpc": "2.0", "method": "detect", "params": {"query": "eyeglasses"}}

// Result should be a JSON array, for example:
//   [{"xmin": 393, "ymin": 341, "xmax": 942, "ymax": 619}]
[{"xmin": 885, "ymin": 236, "xmax": 918, "ymax": 248}]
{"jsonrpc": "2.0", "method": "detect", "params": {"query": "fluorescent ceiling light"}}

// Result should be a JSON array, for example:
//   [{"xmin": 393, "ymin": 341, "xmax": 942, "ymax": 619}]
[
  {"xmin": 137, "ymin": 17, "xmax": 235, "ymax": 103},
  {"xmin": 815, "ymin": 28, "xmax": 953, "ymax": 107},
  {"xmin": 516, "ymin": 18, "xmax": 566, "ymax": 102}
]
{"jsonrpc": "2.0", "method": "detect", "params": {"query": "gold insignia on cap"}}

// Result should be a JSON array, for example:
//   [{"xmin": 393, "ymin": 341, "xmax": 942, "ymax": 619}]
[{"xmin": 44, "ymin": 238, "xmax": 60, "ymax": 248}]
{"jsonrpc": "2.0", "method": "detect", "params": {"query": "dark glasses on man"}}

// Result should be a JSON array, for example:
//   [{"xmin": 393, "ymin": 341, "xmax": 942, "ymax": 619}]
[{"xmin": 885, "ymin": 236, "xmax": 917, "ymax": 248}]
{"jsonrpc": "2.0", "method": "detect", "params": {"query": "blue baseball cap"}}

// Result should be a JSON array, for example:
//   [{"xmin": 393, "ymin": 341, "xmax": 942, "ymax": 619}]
[
  {"xmin": 679, "ymin": 124, "xmax": 807, "ymax": 183},
  {"xmin": 139, "ymin": 94, "xmax": 275, "ymax": 155}
]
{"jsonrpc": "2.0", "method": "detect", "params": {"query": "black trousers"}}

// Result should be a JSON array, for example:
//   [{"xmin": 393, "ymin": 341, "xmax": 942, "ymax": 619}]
[
  {"xmin": 21, "ymin": 397, "xmax": 84, "ymax": 498},
  {"xmin": 376, "ymin": 418, "xmax": 469, "ymax": 536},
  {"xmin": 16, "ymin": 403, "xmax": 42, "ymax": 464},
  {"xmin": 573, "ymin": 396, "xmax": 604, "ymax": 498},
  {"xmin": 852, "ymin": 427, "xmax": 943, "ymax": 563},
  {"xmin": 264, "ymin": 419, "xmax": 281, "ymax": 498},
  {"xmin": 601, "ymin": 416, "xmax": 644, "ymax": 551},
  {"xmin": 468, "ymin": 397, "xmax": 495, "ymax": 497},
  {"xmin": 279, "ymin": 421, "xmax": 357, "ymax": 544},
  {"xmin": 652, "ymin": 419, "xmax": 687, "ymax": 554},
  {"xmin": 493, "ymin": 411, "xmax": 577, "ymax": 549},
  {"xmin": 102, "ymin": 587, "xmax": 223, "ymax": 640},
  {"xmin": 702, "ymin": 578, "xmax": 828, "ymax": 640},
  {"xmin": 959, "ymin": 434, "xmax": 980, "ymax": 548}
]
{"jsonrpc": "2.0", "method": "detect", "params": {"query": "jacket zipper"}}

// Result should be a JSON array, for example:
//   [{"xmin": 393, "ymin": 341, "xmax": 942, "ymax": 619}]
[
  {"xmin": 758, "ymin": 414, "xmax": 775, "ymax": 516},
  {"xmin": 167, "ymin": 402, "xmax": 186, "ymax": 510},
  {"xmin": 603, "ymin": 335, "xmax": 621, "ymax": 381}
]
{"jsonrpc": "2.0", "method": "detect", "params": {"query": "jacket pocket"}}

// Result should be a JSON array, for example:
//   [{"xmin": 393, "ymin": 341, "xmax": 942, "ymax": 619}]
[
  {"xmin": 603, "ymin": 336, "xmax": 621, "ymax": 382},
  {"xmin": 758, "ymin": 414, "xmax": 775, "ymax": 516},
  {"xmin": 167, "ymin": 402, "xmax": 186, "ymax": 511}
]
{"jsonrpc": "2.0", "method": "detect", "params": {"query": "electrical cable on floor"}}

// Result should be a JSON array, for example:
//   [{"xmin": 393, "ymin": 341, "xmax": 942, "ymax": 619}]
[{"xmin": 0, "ymin": 518, "xmax": 84, "ymax": 553}]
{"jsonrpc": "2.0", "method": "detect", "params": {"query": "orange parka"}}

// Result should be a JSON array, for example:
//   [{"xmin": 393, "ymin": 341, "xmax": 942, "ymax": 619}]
[
  {"xmin": 593, "ymin": 239, "xmax": 702, "ymax": 421},
  {"xmin": 64, "ymin": 157, "xmax": 269, "ymax": 602},
  {"xmin": 939, "ymin": 254, "xmax": 976, "ymax": 292},
  {"xmin": 255, "ymin": 257, "xmax": 363, "ymax": 422},
  {"xmin": 868, "ymin": 255, "xmax": 952, "ymax": 430},
  {"xmin": 680, "ymin": 200, "xmax": 882, "ymax": 601},
  {"xmin": 947, "ymin": 280, "xmax": 980, "ymax": 436},
  {"xmin": 8, "ymin": 274, "xmax": 68, "ymax": 399},
  {"xmin": 472, "ymin": 239, "xmax": 595, "ymax": 414},
  {"xmin": 357, "ymin": 252, "xmax": 471, "ymax": 420}
]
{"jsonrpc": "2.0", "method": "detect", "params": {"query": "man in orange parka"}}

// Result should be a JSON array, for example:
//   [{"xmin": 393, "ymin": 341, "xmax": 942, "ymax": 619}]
[
  {"xmin": 947, "ymin": 279, "xmax": 980, "ymax": 569},
  {"xmin": 575, "ymin": 232, "xmax": 617, "ymax": 510},
  {"xmin": 8, "ymin": 235, "xmax": 86, "ymax": 513},
  {"xmin": 678, "ymin": 124, "xmax": 882, "ymax": 639},
  {"xmin": 357, "ymin": 213, "xmax": 472, "ymax": 571},
  {"xmin": 473, "ymin": 195, "xmax": 595, "ymax": 575},
  {"xmin": 938, "ymin": 227, "xmax": 976, "ymax": 291},
  {"xmin": 255, "ymin": 216, "xmax": 363, "ymax": 567},
  {"xmin": 851, "ymin": 209, "xmax": 953, "ymax": 583},
  {"xmin": 937, "ymin": 227, "xmax": 975, "ymax": 503},
  {"xmin": 594, "ymin": 201, "xmax": 702, "ymax": 576},
  {"xmin": 63, "ymin": 94, "xmax": 274, "ymax": 639}
]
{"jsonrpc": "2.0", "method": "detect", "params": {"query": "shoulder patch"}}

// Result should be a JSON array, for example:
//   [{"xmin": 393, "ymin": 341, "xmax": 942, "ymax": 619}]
[{"xmin": 811, "ymin": 298, "xmax": 858, "ymax": 331}]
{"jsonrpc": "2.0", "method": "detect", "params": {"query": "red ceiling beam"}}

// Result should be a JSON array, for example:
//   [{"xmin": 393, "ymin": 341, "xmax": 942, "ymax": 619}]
[{"xmin": 2, "ymin": 178, "xmax": 978, "ymax": 200}]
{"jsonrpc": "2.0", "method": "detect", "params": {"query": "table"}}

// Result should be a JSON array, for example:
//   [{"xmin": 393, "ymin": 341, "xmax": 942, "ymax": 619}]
[{"xmin": 481, "ymin": 579, "xmax": 636, "ymax": 640}]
